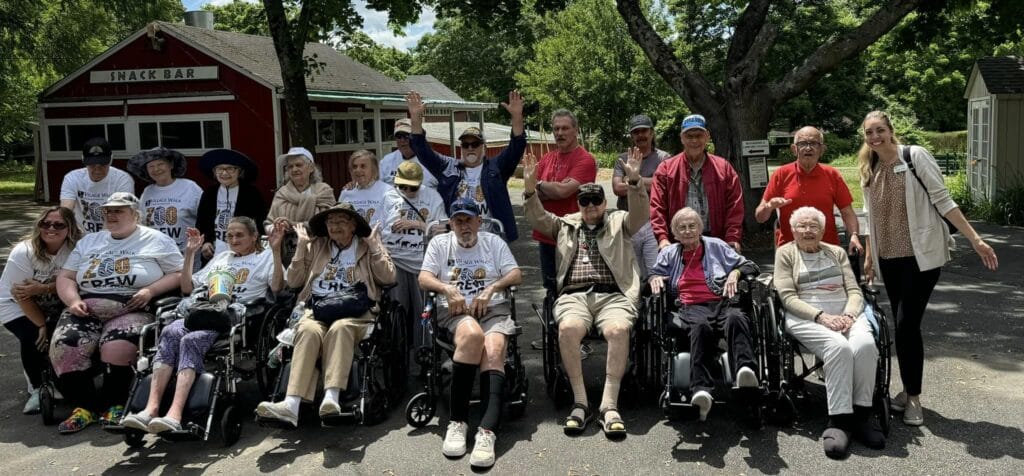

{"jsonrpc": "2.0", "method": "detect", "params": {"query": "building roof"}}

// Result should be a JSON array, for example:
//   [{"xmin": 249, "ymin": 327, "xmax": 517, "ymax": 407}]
[
  {"xmin": 975, "ymin": 56, "xmax": 1024, "ymax": 94},
  {"xmin": 400, "ymin": 75, "xmax": 465, "ymax": 102},
  {"xmin": 421, "ymin": 121, "xmax": 555, "ymax": 145}
]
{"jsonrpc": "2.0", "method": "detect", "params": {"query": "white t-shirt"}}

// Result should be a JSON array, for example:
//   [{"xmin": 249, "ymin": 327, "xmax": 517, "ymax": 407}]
[
  {"xmin": 788, "ymin": 250, "xmax": 850, "ymax": 319},
  {"xmin": 139, "ymin": 178, "xmax": 203, "ymax": 255},
  {"xmin": 192, "ymin": 249, "xmax": 274, "ymax": 304},
  {"xmin": 445, "ymin": 164, "xmax": 490, "ymax": 219},
  {"xmin": 64, "ymin": 226, "xmax": 184, "ymax": 296},
  {"xmin": 379, "ymin": 150, "xmax": 439, "ymax": 190},
  {"xmin": 421, "ymin": 231, "xmax": 517, "ymax": 308},
  {"xmin": 382, "ymin": 187, "xmax": 447, "ymax": 273},
  {"xmin": 212, "ymin": 184, "xmax": 241, "ymax": 255},
  {"xmin": 0, "ymin": 241, "xmax": 71, "ymax": 324},
  {"xmin": 59, "ymin": 167, "xmax": 135, "ymax": 234},
  {"xmin": 311, "ymin": 242, "xmax": 359, "ymax": 297},
  {"xmin": 338, "ymin": 180, "xmax": 392, "ymax": 228}
]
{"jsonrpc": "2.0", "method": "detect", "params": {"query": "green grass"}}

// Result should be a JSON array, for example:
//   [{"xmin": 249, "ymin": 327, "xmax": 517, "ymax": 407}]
[
  {"xmin": 837, "ymin": 167, "xmax": 863, "ymax": 210},
  {"xmin": 0, "ymin": 161, "xmax": 35, "ymax": 196}
]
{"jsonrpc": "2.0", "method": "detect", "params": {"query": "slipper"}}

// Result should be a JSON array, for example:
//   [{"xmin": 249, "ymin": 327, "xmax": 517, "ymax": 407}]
[
  {"xmin": 563, "ymin": 402, "xmax": 592, "ymax": 435},
  {"xmin": 599, "ymin": 408, "xmax": 627, "ymax": 438}
]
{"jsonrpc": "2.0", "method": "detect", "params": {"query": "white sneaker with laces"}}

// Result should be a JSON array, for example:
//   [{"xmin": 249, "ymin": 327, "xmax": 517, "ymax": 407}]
[
  {"xmin": 469, "ymin": 428, "xmax": 496, "ymax": 468},
  {"xmin": 691, "ymin": 390, "xmax": 713, "ymax": 421},
  {"xmin": 736, "ymin": 366, "xmax": 759, "ymax": 388},
  {"xmin": 22, "ymin": 389, "xmax": 40, "ymax": 415},
  {"xmin": 256, "ymin": 400, "xmax": 299, "ymax": 427},
  {"xmin": 442, "ymin": 421, "xmax": 469, "ymax": 457}
]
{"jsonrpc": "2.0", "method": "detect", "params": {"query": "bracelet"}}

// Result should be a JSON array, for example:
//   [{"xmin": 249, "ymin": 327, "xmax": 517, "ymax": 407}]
[
  {"xmin": 813, "ymin": 310, "xmax": 824, "ymax": 323},
  {"xmin": 523, "ymin": 191, "xmax": 536, "ymax": 199}
]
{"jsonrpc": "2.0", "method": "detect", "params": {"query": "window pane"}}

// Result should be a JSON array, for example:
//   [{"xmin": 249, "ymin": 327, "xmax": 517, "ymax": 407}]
[
  {"xmin": 362, "ymin": 118, "xmax": 375, "ymax": 143},
  {"xmin": 140, "ymin": 123, "xmax": 159, "ymax": 149},
  {"xmin": 382, "ymin": 118, "xmax": 396, "ymax": 138},
  {"xmin": 160, "ymin": 121, "xmax": 202, "ymax": 149},
  {"xmin": 106, "ymin": 124, "xmax": 126, "ymax": 150},
  {"xmin": 203, "ymin": 120, "xmax": 224, "ymax": 148},
  {"xmin": 337, "ymin": 119, "xmax": 358, "ymax": 144},
  {"xmin": 48, "ymin": 126, "xmax": 67, "ymax": 151},
  {"xmin": 319, "ymin": 120, "xmax": 335, "ymax": 145},
  {"xmin": 67, "ymin": 124, "xmax": 106, "ymax": 152}
]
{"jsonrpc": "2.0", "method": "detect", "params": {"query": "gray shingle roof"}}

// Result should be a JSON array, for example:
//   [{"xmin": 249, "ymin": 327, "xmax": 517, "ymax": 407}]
[
  {"xmin": 158, "ymin": 21, "xmax": 408, "ymax": 95},
  {"xmin": 400, "ymin": 75, "xmax": 465, "ymax": 102},
  {"xmin": 421, "ymin": 121, "xmax": 555, "ymax": 145},
  {"xmin": 976, "ymin": 56, "xmax": 1024, "ymax": 94}
]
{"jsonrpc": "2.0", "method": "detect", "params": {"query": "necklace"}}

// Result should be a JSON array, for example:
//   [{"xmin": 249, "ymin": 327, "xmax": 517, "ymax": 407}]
[{"xmin": 682, "ymin": 244, "xmax": 702, "ymax": 269}]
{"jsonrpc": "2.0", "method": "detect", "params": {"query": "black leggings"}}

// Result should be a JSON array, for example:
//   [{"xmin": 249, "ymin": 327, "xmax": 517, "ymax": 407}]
[
  {"xmin": 3, "ymin": 316, "xmax": 49, "ymax": 388},
  {"xmin": 878, "ymin": 256, "xmax": 941, "ymax": 396}
]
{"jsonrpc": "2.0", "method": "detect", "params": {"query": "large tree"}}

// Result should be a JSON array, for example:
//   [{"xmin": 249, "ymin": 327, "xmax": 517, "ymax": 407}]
[{"xmin": 615, "ymin": 0, "xmax": 933, "ymax": 227}]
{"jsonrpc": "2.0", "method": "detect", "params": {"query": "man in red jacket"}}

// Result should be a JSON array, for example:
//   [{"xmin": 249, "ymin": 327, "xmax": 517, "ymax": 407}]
[{"xmin": 650, "ymin": 114, "xmax": 744, "ymax": 252}]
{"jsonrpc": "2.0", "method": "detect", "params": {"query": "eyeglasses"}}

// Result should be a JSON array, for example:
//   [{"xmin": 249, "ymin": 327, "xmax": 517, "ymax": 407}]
[
  {"xmin": 673, "ymin": 223, "xmax": 700, "ymax": 232},
  {"xmin": 461, "ymin": 141, "xmax": 482, "ymax": 149},
  {"xmin": 394, "ymin": 133, "xmax": 411, "ymax": 140},
  {"xmin": 794, "ymin": 223, "xmax": 822, "ymax": 232},
  {"xmin": 578, "ymin": 196, "xmax": 604, "ymax": 207},
  {"xmin": 398, "ymin": 185, "xmax": 420, "ymax": 192},
  {"xmin": 39, "ymin": 220, "xmax": 68, "ymax": 230},
  {"xmin": 214, "ymin": 166, "xmax": 240, "ymax": 175},
  {"xmin": 795, "ymin": 141, "xmax": 823, "ymax": 149}
]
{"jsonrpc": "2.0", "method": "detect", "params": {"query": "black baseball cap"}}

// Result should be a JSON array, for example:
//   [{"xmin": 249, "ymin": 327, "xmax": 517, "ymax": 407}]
[
  {"xmin": 628, "ymin": 114, "xmax": 654, "ymax": 132},
  {"xmin": 82, "ymin": 137, "xmax": 112, "ymax": 165}
]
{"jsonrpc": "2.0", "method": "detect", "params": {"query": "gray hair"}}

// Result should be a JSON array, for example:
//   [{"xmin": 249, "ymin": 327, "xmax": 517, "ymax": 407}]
[
  {"xmin": 789, "ymin": 206, "xmax": 826, "ymax": 232},
  {"xmin": 550, "ymin": 109, "xmax": 578, "ymax": 129},
  {"xmin": 278, "ymin": 153, "xmax": 323, "ymax": 186},
  {"xmin": 670, "ymin": 207, "xmax": 703, "ymax": 234}
]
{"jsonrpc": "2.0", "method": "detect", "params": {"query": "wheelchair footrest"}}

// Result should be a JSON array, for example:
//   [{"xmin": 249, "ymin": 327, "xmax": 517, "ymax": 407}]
[
  {"xmin": 157, "ymin": 426, "xmax": 205, "ymax": 441},
  {"xmin": 102, "ymin": 424, "xmax": 129, "ymax": 435},
  {"xmin": 256, "ymin": 416, "xmax": 299, "ymax": 430}
]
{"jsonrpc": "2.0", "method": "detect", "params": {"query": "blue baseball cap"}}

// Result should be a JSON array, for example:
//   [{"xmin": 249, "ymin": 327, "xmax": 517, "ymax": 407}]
[
  {"xmin": 450, "ymin": 197, "xmax": 480, "ymax": 217},
  {"xmin": 681, "ymin": 114, "xmax": 708, "ymax": 133}
]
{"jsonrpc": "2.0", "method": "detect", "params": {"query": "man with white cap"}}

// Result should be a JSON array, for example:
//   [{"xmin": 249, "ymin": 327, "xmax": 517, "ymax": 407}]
[
  {"xmin": 650, "ymin": 114, "xmax": 744, "ymax": 253},
  {"xmin": 613, "ymin": 114, "xmax": 670, "ymax": 280},
  {"xmin": 59, "ymin": 137, "xmax": 135, "ymax": 233},
  {"xmin": 379, "ymin": 119, "xmax": 439, "ymax": 190}
]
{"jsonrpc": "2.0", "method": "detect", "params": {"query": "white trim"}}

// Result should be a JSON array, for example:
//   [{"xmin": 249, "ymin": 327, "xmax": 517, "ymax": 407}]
[
  {"xmin": 40, "ymin": 29, "xmax": 149, "ymax": 97},
  {"xmin": 272, "ymin": 97, "xmax": 283, "ymax": 186},
  {"xmin": 129, "ymin": 95, "xmax": 234, "ymax": 105},
  {"xmin": 40, "ymin": 100, "xmax": 123, "ymax": 108},
  {"xmin": 373, "ymin": 107, "xmax": 383, "ymax": 159}
]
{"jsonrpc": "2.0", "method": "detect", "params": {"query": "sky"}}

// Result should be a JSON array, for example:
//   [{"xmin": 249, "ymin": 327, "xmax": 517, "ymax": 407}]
[{"xmin": 180, "ymin": 0, "xmax": 436, "ymax": 51}]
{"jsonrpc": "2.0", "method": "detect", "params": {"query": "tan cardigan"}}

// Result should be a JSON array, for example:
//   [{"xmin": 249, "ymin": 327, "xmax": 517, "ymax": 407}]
[
  {"xmin": 525, "ymin": 182, "xmax": 649, "ymax": 306},
  {"xmin": 773, "ymin": 241, "xmax": 863, "ymax": 321},
  {"xmin": 286, "ymin": 236, "xmax": 396, "ymax": 303}
]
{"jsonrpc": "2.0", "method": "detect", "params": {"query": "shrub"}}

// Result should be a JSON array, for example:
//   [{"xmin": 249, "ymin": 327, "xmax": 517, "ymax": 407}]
[
  {"xmin": 922, "ymin": 130, "xmax": 967, "ymax": 154},
  {"xmin": 591, "ymin": 151, "xmax": 620, "ymax": 169},
  {"xmin": 823, "ymin": 132, "xmax": 858, "ymax": 158},
  {"xmin": 991, "ymin": 178, "xmax": 1024, "ymax": 226},
  {"xmin": 946, "ymin": 169, "xmax": 973, "ymax": 217}
]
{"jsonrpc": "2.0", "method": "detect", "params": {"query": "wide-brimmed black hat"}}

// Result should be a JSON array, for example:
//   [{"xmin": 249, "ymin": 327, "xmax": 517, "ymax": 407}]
[
  {"xmin": 127, "ymin": 147, "xmax": 187, "ymax": 183},
  {"xmin": 199, "ymin": 149, "xmax": 258, "ymax": 183},
  {"xmin": 309, "ymin": 202, "xmax": 371, "ymax": 238}
]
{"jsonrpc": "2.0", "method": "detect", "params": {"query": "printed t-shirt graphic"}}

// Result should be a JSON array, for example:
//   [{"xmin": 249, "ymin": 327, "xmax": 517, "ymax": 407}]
[
  {"xmin": 64, "ymin": 226, "xmax": 185, "ymax": 296},
  {"xmin": 382, "ymin": 187, "xmax": 447, "ymax": 273},
  {"xmin": 312, "ymin": 242, "xmax": 359, "ymax": 297},
  {"xmin": 192, "ymin": 249, "xmax": 274, "ymax": 303},
  {"xmin": 421, "ymin": 231, "xmax": 517, "ymax": 309},
  {"xmin": 212, "ymin": 185, "xmax": 241, "ymax": 255},
  {"xmin": 139, "ymin": 178, "xmax": 203, "ymax": 254},
  {"xmin": 59, "ymin": 167, "xmax": 135, "ymax": 233},
  {"xmin": 339, "ymin": 180, "xmax": 392, "ymax": 228}
]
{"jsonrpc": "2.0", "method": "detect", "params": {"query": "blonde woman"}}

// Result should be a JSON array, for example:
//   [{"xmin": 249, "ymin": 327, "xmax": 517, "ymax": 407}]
[{"xmin": 338, "ymin": 149, "xmax": 392, "ymax": 228}]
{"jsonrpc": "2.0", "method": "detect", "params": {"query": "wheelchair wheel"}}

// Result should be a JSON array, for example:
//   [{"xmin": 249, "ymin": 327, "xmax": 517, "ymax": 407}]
[
  {"xmin": 405, "ymin": 392, "xmax": 435, "ymax": 428},
  {"xmin": 765, "ymin": 391, "xmax": 796, "ymax": 426},
  {"xmin": 39, "ymin": 384, "xmax": 57, "ymax": 426},
  {"xmin": 124, "ymin": 430, "xmax": 146, "ymax": 448},
  {"xmin": 255, "ymin": 308, "xmax": 285, "ymax": 399},
  {"xmin": 220, "ymin": 405, "xmax": 243, "ymax": 447}
]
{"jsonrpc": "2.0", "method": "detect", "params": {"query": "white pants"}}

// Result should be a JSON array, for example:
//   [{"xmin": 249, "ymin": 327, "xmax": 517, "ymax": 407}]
[{"xmin": 786, "ymin": 315, "xmax": 877, "ymax": 415}]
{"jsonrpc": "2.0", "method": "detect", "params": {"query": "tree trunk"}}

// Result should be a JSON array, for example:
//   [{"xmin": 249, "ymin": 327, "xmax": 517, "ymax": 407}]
[{"xmin": 263, "ymin": 0, "xmax": 317, "ymax": 150}]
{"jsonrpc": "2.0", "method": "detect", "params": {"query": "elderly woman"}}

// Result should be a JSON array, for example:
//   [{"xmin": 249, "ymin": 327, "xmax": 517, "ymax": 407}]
[
  {"xmin": 338, "ymin": 149, "xmax": 393, "ymax": 228},
  {"xmin": 128, "ymin": 148, "xmax": 203, "ymax": 265},
  {"xmin": 256, "ymin": 202, "xmax": 395, "ymax": 427},
  {"xmin": 195, "ymin": 149, "xmax": 267, "ymax": 260},
  {"xmin": 774, "ymin": 206, "xmax": 884, "ymax": 459},
  {"xmin": 121, "ymin": 218, "xmax": 285, "ymax": 433},
  {"xmin": 52, "ymin": 192, "xmax": 183, "ymax": 434},
  {"xmin": 0, "ymin": 207, "xmax": 81, "ymax": 414},
  {"xmin": 649, "ymin": 207, "xmax": 760, "ymax": 422},
  {"xmin": 265, "ymin": 147, "xmax": 336, "ymax": 266}
]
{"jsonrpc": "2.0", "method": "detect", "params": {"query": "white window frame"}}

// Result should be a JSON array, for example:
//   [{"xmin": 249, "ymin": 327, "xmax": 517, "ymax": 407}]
[
  {"xmin": 41, "ymin": 112, "xmax": 231, "ymax": 161},
  {"xmin": 42, "ymin": 118, "xmax": 130, "ymax": 160},
  {"xmin": 312, "ymin": 110, "xmax": 405, "ymax": 154},
  {"xmin": 133, "ymin": 113, "xmax": 231, "ymax": 156}
]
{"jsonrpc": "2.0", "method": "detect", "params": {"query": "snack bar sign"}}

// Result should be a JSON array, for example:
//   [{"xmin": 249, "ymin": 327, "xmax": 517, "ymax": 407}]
[{"xmin": 90, "ymin": 66, "xmax": 218, "ymax": 84}]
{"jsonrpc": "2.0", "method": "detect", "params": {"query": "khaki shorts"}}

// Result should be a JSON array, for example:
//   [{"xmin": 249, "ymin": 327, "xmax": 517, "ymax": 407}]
[
  {"xmin": 554, "ymin": 290, "xmax": 635, "ymax": 335},
  {"xmin": 437, "ymin": 301, "xmax": 516, "ymax": 336}
]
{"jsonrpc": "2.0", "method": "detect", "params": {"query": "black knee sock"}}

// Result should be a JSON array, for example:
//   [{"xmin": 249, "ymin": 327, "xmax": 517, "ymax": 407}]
[
  {"xmin": 449, "ymin": 361, "xmax": 478, "ymax": 423},
  {"xmin": 59, "ymin": 370, "xmax": 99, "ymax": 412},
  {"xmin": 478, "ymin": 370, "xmax": 505, "ymax": 431},
  {"xmin": 102, "ymin": 365, "xmax": 134, "ymax": 409}
]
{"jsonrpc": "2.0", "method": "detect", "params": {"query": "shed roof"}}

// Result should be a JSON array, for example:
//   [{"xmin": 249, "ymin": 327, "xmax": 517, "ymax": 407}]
[
  {"xmin": 400, "ymin": 75, "xmax": 465, "ymax": 102},
  {"xmin": 421, "ymin": 121, "xmax": 556, "ymax": 145},
  {"xmin": 975, "ymin": 56, "xmax": 1024, "ymax": 94}
]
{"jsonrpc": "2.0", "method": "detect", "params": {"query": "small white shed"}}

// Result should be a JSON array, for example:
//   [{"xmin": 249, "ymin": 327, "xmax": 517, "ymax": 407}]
[{"xmin": 964, "ymin": 56, "xmax": 1024, "ymax": 200}]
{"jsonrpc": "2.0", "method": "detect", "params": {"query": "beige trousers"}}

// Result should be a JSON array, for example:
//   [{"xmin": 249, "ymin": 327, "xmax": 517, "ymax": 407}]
[{"xmin": 286, "ymin": 308, "xmax": 374, "ymax": 401}]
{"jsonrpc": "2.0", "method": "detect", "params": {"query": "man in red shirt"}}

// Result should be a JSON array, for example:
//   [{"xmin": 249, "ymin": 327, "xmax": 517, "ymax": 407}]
[
  {"xmin": 534, "ymin": 109, "xmax": 598, "ymax": 294},
  {"xmin": 754, "ymin": 126, "xmax": 863, "ymax": 254},
  {"xmin": 650, "ymin": 114, "xmax": 744, "ymax": 252}
]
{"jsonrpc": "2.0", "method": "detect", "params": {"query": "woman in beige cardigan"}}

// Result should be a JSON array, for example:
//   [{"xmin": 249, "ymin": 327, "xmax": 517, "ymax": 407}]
[
  {"xmin": 256, "ymin": 202, "xmax": 395, "ymax": 427},
  {"xmin": 265, "ymin": 147, "xmax": 336, "ymax": 265}
]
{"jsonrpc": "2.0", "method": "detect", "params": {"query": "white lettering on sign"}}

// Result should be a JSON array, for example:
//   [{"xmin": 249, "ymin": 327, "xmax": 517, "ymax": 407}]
[
  {"xmin": 90, "ymin": 66, "xmax": 218, "ymax": 84},
  {"xmin": 742, "ymin": 139, "xmax": 770, "ymax": 156}
]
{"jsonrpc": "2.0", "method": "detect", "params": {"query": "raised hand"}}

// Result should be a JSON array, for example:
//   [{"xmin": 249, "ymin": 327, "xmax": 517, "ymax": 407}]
[
  {"xmin": 184, "ymin": 228, "xmax": 204, "ymax": 256},
  {"xmin": 366, "ymin": 224, "xmax": 383, "ymax": 252},
  {"xmin": 522, "ymin": 151, "xmax": 538, "ymax": 193},
  {"xmin": 622, "ymin": 147, "xmax": 643, "ymax": 183},
  {"xmin": 269, "ymin": 221, "xmax": 286, "ymax": 250},
  {"xmin": 406, "ymin": 91, "xmax": 426, "ymax": 119},
  {"xmin": 500, "ymin": 90, "xmax": 524, "ymax": 118},
  {"xmin": 294, "ymin": 223, "xmax": 310, "ymax": 243},
  {"xmin": 766, "ymin": 197, "xmax": 793, "ymax": 210}
]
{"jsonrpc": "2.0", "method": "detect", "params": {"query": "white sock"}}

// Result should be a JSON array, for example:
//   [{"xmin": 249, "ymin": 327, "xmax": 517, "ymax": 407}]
[
  {"xmin": 324, "ymin": 387, "xmax": 341, "ymax": 404},
  {"xmin": 569, "ymin": 373, "xmax": 588, "ymax": 406},
  {"xmin": 284, "ymin": 395, "xmax": 302, "ymax": 416},
  {"xmin": 600, "ymin": 374, "xmax": 622, "ymax": 412}
]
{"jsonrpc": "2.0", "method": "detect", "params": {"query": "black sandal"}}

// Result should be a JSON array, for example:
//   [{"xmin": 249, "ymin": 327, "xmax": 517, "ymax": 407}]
[
  {"xmin": 563, "ymin": 402, "xmax": 592, "ymax": 435},
  {"xmin": 599, "ymin": 408, "xmax": 627, "ymax": 438}
]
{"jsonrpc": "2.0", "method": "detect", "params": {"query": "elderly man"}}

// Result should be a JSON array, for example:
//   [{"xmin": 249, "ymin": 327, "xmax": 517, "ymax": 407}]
[
  {"xmin": 534, "ymin": 109, "xmax": 598, "ymax": 294},
  {"xmin": 406, "ymin": 90, "xmax": 526, "ymax": 242},
  {"xmin": 613, "ymin": 114, "xmax": 670, "ymax": 279},
  {"xmin": 379, "ymin": 118, "xmax": 439, "ymax": 190},
  {"xmin": 524, "ymin": 148, "xmax": 646, "ymax": 439},
  {"xmin": 59, "ymin": 137, "xmax": 135, "ymax": 233},
  {"xmin": 650, "ymin": 114, "xmax": 743, "ymax": 252},
  {"xmin": 755, "ymin": 126, "xmax": 863, "ymax": 255},
  {"xmin": 419, "ymin": 198, "xmax": 522, "ymax": 469}
]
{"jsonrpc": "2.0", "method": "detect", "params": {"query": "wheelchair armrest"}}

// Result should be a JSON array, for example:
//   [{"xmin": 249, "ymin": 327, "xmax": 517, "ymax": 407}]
[
  {"xmin": 153, "ymin": 296, "xmax": 182, "ymax": 309},
  {"xmin": 860, "ymin": 284, "xmax": 880, "ymax": 297}
]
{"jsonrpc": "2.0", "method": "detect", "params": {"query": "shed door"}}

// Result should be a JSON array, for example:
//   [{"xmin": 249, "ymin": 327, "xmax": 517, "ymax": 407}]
[{"xmin": 968, "ymin": 98, "xmax": 992, "ymax": 199}]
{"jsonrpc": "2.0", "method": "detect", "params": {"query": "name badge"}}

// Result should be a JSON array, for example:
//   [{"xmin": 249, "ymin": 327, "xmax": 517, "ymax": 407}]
[{"xmin": 893, "ymin": 164, "xmax": 908, "ymax": 174}]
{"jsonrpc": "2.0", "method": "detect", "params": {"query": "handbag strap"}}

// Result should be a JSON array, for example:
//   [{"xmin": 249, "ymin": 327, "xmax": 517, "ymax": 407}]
[
  {"xmin": 399, "ymin": 194, "xmax": 426, "ymax": 222},
  {"xmin": 902, "ymin": 145, "xmax": 946, "ymax": 219}
]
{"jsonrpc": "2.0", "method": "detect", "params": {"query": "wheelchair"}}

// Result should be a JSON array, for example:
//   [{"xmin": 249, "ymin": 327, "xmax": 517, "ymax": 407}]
[
  {"xmin": 646, "ymin": 270, "xmax": 783, "ymax": 425},
  {"xmin": 104, "ymin": 291, "xmax": 288, "ymax": 447},
  {"xmin": 259, "ymin": 285, "xmax": 408, "ymax": 427}
]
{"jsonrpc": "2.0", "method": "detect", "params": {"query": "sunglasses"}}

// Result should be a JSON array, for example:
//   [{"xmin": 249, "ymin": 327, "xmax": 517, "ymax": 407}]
[
  {"xmin": 39, "ymin": 220, "xmax": 68, "ymax": 230},
  {"xmin": 461, "ymin": 141, "xmax": 482, "ymax": 149},
  {"xmin": 394, "ymin": 133, "xmax": 411, "ymax": 140},
  {"xmin": 398, "ymin": 185, "xmax": 420, "ymax": 192},
  {"xmin": 578, "ymin": 196, "xmax": 604, "ymax": 207}
]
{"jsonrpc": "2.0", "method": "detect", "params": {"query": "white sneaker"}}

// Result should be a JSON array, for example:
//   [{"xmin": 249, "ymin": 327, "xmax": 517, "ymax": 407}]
[
  {"xmin": 319, "ymin": 399, "xmax": 342, "ymax": 418},
  {"xmin": 121, "ymin": 411, "xmax": 152, "ymax": 432},
  {"xmin": 147, "ymin": 416, "xmax": 182, "ymax": 433},
  {"xmin": 256, "ymin": 400, "xmax": 298, "ymax": 427},
  {"xmin": 691, "ymin": 390, "xmax": 713, "ymax": 421},
  {"xmin": 469, "ymin": 428, "xmax": 496, "ymax": 468},
  {"xmin": 736, "ymin": 366, "xmax": 759, "ymax": 388},
  {"xmin": 22, "ymin": 389, "xmax": 40, "ymax": 415},
  {"xmin": 442, "ymin": 421, "xmax": 469, "ymax": 457}
]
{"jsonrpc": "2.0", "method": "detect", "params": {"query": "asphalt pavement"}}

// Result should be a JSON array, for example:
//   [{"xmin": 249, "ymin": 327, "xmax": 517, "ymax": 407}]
[{"xmin": 0, "ymin": 194, "xmax": 1021, "ymax": 475}]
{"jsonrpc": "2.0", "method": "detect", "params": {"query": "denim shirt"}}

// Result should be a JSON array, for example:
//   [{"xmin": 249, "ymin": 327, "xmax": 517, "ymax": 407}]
[
  {"xmin": 410, "ymin": 132, "xmax": 527, "ymax": 242},
  {"xmin": 650, "ymin": 236, "xmax": 758, "ymax": 302}
]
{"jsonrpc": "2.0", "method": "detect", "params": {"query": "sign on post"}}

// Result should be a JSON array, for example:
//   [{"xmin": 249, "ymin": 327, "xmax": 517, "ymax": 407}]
[{"xmin": 742, "ymin": 139, "xmax": 770, "ymax": 188}]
